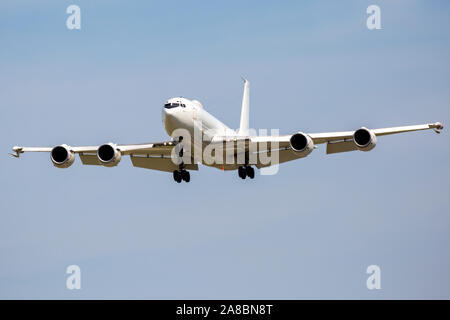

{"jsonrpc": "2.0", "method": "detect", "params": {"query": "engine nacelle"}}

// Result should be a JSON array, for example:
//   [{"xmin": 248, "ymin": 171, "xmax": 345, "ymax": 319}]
[
  {"xmin": 50, "ymin": 144, "xmax": 75, "ymax": 168},
  {"xmin": 353, "ymin": 127, "xmax": 377, "ymax": 151},
  {"xmin": 97, "ymin": 143, "xmax": 121, "ymax": 167},
  {"xmin": 289, "ymin": 132, "xmax": 314, "ymax": 155}
]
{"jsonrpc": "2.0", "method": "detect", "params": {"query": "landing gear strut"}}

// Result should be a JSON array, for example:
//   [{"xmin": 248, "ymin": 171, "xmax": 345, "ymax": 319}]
[
  {"xmin": 173, "ymin": 169, "xmax": 190, "ymax": 183},
  {"xmin": 238, "ymin": 166, "xmax": 255, "ymax": 180},
  {"xmin": 172, "ymin": 141, "xmax": 190, "ymax": 183}
]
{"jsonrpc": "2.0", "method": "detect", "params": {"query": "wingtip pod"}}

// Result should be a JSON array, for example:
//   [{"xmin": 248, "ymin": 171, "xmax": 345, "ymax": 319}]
[
  {"xmin": 433, "ymin": 122, "xmax": 444, "ymax": 134},
  {"xmin": 10, "ymin": 146, "xmax": 22, "ymax": 158}
]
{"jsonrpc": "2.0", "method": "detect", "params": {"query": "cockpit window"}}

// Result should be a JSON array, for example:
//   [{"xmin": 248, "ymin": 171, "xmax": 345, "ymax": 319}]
[
  {"xmin": 164, "ymin": 102, "xmax": 186, "ymax": 109},
  {"xmin": 164, "ymin": 102, "xmax": 180, "ymax": 109}
]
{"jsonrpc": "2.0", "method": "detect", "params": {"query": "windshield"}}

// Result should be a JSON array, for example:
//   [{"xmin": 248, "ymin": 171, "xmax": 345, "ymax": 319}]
[{"xmin": 164, "ymin": 102, "xmax": 185, "ymax": 109}]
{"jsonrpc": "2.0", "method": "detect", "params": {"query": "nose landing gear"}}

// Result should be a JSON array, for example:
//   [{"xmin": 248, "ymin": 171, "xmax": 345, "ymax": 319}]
[{"xmin": 238, "ymin": 166, "xmax": 255, "ymax": 180}]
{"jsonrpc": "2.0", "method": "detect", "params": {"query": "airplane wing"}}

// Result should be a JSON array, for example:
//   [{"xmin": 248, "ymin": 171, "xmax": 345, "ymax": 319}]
[
  {"xmin": 241, "ymin": 122, "xmax": 444, "ymax": 168},
  {"xmin": 11, "ymin": 141, "xmax": 198, "ymax": 172},
  {"xmin": 307, "ymin": 122, "xmax": 443, "ymax": 154},
  {"xmin": 11, "ymin": 122, "xmax": 443, "ymax": 171},
  {"xmin": 307, "ymin": 122, "xmax": 444, "ymax": 144}
]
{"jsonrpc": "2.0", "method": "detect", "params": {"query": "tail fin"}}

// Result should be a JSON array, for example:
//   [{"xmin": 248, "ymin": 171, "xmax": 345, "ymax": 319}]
[{"xmin": 238, "ymin": 78, "xmax": 250, "ymax": 136}]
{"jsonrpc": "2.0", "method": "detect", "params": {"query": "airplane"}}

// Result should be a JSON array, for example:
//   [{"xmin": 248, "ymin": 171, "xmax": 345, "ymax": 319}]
[{"xmin": 11, "ymin": 78, "xmax": 443, "ymax": 183}]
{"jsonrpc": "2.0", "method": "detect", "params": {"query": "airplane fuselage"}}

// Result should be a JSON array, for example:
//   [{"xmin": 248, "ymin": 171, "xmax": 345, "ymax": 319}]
[
  {"xmin": 162, "ymin": 97, "xmax": 241, "ymax": 169},
  {"xmin": 163, "ymin": 97, "xmax": 234, "ymax": 138}
]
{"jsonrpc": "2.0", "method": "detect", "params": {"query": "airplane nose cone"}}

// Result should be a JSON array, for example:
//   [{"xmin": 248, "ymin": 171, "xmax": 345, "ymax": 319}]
[
  {"xmin": 161, "ymin": 106, "xmax": 167, "ymax": 120},
  {"xmin": 162, "ymin": 106, "xmax": 175, "ymax": 123},
  {"xmin": 162, "ymin": 107, "xmax": 179, "ymax": 135}
]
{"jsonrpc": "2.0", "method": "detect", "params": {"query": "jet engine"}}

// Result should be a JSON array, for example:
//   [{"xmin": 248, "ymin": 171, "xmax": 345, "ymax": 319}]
[
  {"xmin": 97, "ymin": 143, "xmax": 121, "ymax": 167},
  {"xmin": 289, "ymin": 132, "xmax": 314, "ymax": 155},
  {"xmin": 353, "ymin": 127, "xmax": 377, "ymax": 151},
  {"xmin": 50, "ymin": 144, "xmax": 75, "ymax": 168}
]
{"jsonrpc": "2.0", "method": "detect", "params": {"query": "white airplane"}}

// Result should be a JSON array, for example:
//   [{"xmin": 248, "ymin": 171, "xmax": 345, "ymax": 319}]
[{"xmin": 11, "ymin": 79, "xmax": 443, "ymax": 183}]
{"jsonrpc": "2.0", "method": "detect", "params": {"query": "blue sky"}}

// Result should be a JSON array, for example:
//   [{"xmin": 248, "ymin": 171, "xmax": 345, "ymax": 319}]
[{"xmin": 1, "ymin": 0, "xmax": 449, "ymax": 299}]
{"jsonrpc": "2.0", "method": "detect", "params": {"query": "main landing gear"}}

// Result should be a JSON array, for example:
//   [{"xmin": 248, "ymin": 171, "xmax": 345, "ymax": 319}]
[
  {"xmin": 238, "ymin": 166, "xmax": 255, "ymax": 180},
  {"xmin": 172, "ymin": 139, "xmax": 190, "ymax": 183},
  {"xmin": 173, "ymin": 169, "xmax": 190, "ymax": 183}
]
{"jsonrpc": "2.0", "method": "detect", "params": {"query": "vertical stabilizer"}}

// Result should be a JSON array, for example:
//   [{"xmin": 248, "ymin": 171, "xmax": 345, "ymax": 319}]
[{"xmin": 238, "ymin": 78, "xmax": 250, "ymax": 136}]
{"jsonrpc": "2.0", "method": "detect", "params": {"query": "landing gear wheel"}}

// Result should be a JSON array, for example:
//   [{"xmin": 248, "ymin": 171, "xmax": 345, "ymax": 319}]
[
  {"xmin": 181, "ymin": 170, "xmax": 190, "ymax": 182},
  {"xmin": 173, "ymin": 170, "xmax": 182, "ymax": 183},
  {"xmin": 238, "ymin": 166, "xmax": 247, "ymax": 179},
  {"xmin": 246, "ymin": 166, "xmax": 255, "ymax": 179}
]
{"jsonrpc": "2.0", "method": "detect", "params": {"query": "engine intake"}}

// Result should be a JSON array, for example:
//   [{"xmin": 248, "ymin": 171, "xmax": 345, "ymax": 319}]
[
  {"xmin": 290, "ymin": 132, "xmax": 314, "ymax": 155},
  {"xmin": 353, "ymin": 127, "xmax": 377, "ymax": 151},
  {"xmin": 51, "ymin": 144, "xmax": 75, "ymax": 168},
  {"xmin": 97, "ymin": 143, "xmax": 121, "ymax": 166}
]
